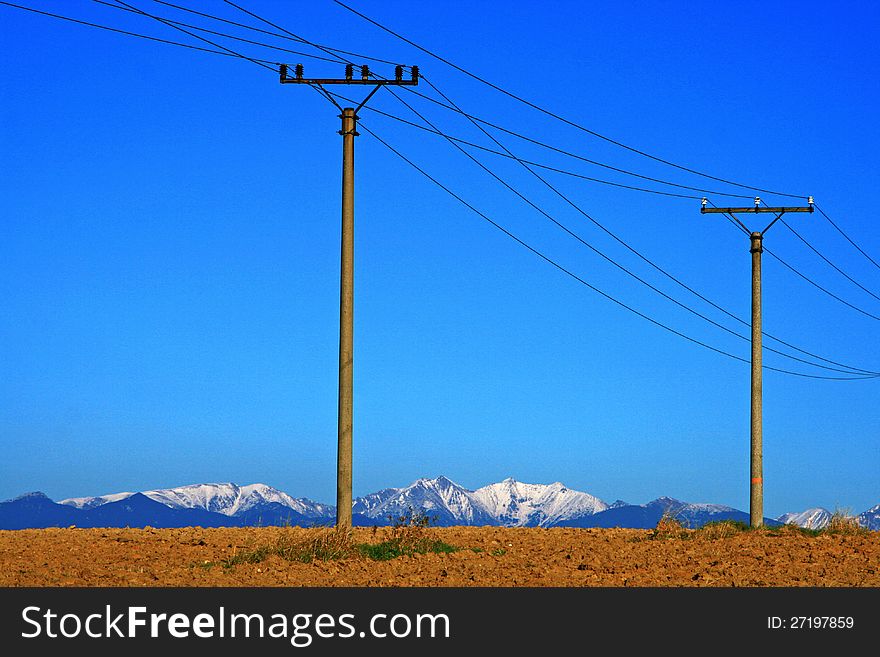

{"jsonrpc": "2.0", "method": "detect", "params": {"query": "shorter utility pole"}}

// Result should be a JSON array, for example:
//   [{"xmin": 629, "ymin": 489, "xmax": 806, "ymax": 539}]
[
  {"xmin": 701, "ymin": 196, "xmax": 813, "ymax": 527},
  {"xmin": 280, "ymin": 62, "xmax": 418, "ymax": 531}
]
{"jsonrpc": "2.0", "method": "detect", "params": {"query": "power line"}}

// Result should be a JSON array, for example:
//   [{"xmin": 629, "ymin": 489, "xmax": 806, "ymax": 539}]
[
  {"xmin": 333, "ymin": 0, "xmax": 808, "ymax": 201},
  {"xmin": 357, "ymin": 122, "xmax": 875, "ymax": 381},
  {"xmin": 781, "ymin": 218, "xmax": 880, "ymax": 303},
  {"xmin": 129, "ymin": 0, "xmax": 793, "ymax": 203},
  {"xmin": 329, "ymin": 87, "xmax": 878, "ymax": 375},
  {"xmin": 8, "ymin": 0, "xmax": 873, "ymax": 377},
  {"xmin": 111, "ymin": 0, "xmax": 276, "ymax": 71},
  {"xmin": 815, "ymin": 203, "xmax": 880, "ymax": 272},
  {"xmin": 92, "ymin": 0, "xmax": 343, "ymax": 64},
  {"xmin": 221, "ymin": 0, "xmax": 350, "ymax": 66},
  {"xmin": 380, "ymin": 80, "xmax": 877, "ymax": 377},
  {"xmin": 150, "ymin": 0, "xmax": 406, "ymax": 68},
  {"xmin": 323, "ymin": 95, "xmax": 705, "ymax": 199},
  {"xmin": 397, "ymin": 85, "xmax": 771, "ymax": 201},
  {"xmin": 709, "ymin": 204, "xmax": 880, "ymax": 323},
  {"xmin": 763, "ymin": 246, "xmax": 880, "ymax": 323},
  {"xmin": 162, "ymin": 0, "xmax": 782, "ymax": 203},
  {"xmin": 703, "ymin": 199, "xmax": 880, "ymax": 373},
  {"xmin": 0, "ymin": 1, "xmax": 276, "ymax": 65}
]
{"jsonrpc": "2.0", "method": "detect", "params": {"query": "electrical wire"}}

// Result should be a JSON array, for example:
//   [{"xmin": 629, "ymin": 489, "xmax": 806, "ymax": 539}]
[
  {"xmin": 703, "ymin": 199, "xmax": 880, "ymax": 372},
  {"xmin": 379, "ymin": 82, "xmax": 878, "ymax": 377},
  {"xmin": 0, "ymin": 1, "xmax": 277, "ymax": 65},
  {"xmin": 323, "ymin": 98, "xmax": 704, "ymax": 199},
  {"xmin": 221, "ymin": 0, "xmax": 350, "ymax": 66},
  {"xmin": 333, "ymin": 0, "xmax": 808, "ymax": 200},
  {"xmin": 111, "ymin": 0, "xmax": 276, "ymax": 71},
  {"xmin": 815, "ymin": 203, "xmax": 880, "ymax": 272},
  {"xmin": 781, "ymin": 218, "xmax": 880, "ymax": 303},
  {"xmin": 6, "ymin": 0, "xmax": 873, "ymax": 378},
  {"xmin": 355, "ymin": 121, "xmax": 875, "ymax": 381},
  {"xmin": 161, "ymin": 0, "xmax": 784, "ymax": 202},
  {"xmin": 113, "ymin": 0, "xmax": 797, "ymax": 203},
  {"xmin": 763, "ymin": 246, "xmax": 880, "ymax": 323},
  {"xmin": 707, "ymin": 199, "xmax": 880, "ymax": 322},
  {"xmin": 150, "ymin": 0, "xmax": 407, "ymax": 68},
  {"xmin": 320, "ymin": 83, "xmax": 879, "ymax": 376},
  {"xmin": 92, "ymin": 0, "xmax": 343, "ymax": 64}
]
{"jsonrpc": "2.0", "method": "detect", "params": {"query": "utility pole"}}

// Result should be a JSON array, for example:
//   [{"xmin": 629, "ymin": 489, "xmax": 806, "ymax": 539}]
[
  {"xmin": 280, "ymin": 63, "xmax": 418, "ymax": 531},
  {"xmin": 701, "ymin": 196, "xmax": 814, "ymax": 527}
]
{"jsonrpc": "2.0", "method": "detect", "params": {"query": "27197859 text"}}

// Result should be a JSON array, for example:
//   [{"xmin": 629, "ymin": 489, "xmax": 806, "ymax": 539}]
[{"xmin": 768, "ymin": 616, "xmax": 854, "ymax": 630}]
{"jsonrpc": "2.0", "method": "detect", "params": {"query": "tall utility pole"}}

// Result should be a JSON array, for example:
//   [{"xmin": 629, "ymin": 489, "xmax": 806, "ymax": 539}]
[
  {"xmin": 280, "ymin": 63, "xmax": 418, "ymax": 531},
  {"xmin": 701, "ymin": 196, "xmax": 813, "ymax": 527}
]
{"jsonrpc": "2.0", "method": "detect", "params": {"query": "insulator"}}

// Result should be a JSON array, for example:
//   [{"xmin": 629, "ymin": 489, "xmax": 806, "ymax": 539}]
[
  {"xmin": 755, "ymin": 197, "xmax": 761, "ymax": 206},
  {"xmin": 411, "ymin": 65, "xmax": 419, "ymax": 81},
  {"xmin": 279, "ymin": 63, "xmax": 288, "ymax": 80},
  {"xmin": 295, "ymin": 63, "xmax": 303, "ymax": 79},
  {"xmin": 361, "ymin": 64, "xmax": 370, "ymax": 79},
  {"xmin": 701, "ymin": 197, "xmax": 707, "ymax": 206},
  {"xmin": 395, "ymin": 65, "xmax": 403, "ymax": 81},
  {"xmin": 345, "ymin": 63, "xmax": 353, "ymax": 80}
]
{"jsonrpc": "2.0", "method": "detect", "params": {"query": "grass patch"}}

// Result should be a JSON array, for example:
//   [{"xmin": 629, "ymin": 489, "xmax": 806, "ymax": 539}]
[
  {"xmin": 357, "ymin": 538, "xmax": 457, "ymax": 561},
  {"xmin": 647, "ymin": 510, "xmax": 690, "ymax": 540},
  {"xmin": 824, "ymin": 508, "xmax": 868, "ymax": 535},
  {"xmin": 222, "ymin": 509, "xmax": 459, "ymax": 568},
  {"xmin": 357, "ymin": 509, "xmax": 459, "ymax": 561},
  {"xmin": 696, "ymin": 520, "xmax": 750, "ymax": 540},
  {"xmin": 643, "ymin": 506, "xmax": 868, "ymax": 543}
]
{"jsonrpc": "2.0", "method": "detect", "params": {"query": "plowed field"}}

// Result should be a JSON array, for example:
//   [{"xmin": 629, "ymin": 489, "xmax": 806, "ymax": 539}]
[{"xmin": 1, "ymin": 525, "xmax": 877, "ymax": 587}]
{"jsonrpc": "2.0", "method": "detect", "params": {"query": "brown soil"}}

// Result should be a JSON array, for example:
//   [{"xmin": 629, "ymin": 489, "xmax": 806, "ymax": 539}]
[{"xmin": 1, "ymin": 525, "xmax": 878, "ymax": 587}]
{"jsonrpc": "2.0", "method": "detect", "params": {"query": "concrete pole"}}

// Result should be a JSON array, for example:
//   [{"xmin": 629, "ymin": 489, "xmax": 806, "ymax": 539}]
[
  {"xmin": 336, "ymin": 107, "xmax": 356, "ymax": 531},
  {"xmin": 749, "ymin": 232, "xmax": 763, "ymax": 528}
]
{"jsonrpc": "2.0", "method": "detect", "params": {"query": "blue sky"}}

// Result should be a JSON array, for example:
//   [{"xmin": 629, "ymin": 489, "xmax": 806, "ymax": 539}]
[{"xmin": 1, "ymin": 0, "xmax": 878, "ymax": 517}]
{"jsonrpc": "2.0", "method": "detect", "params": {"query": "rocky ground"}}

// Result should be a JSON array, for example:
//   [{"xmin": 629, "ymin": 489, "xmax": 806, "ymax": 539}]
[{"xmin": 1, "ymin": 524, "xmax": 878, "ymax": 587}]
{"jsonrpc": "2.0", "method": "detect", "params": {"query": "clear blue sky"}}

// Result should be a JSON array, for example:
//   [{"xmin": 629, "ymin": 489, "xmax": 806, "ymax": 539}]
[{"xmin": 1, "ymin": 0, "xmax": 877, "ymax": 518}]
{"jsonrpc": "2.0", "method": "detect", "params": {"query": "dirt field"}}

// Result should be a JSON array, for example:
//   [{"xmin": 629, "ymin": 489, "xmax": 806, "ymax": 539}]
[{"xmin": 1, "ymin": 525, "xmax": 878, "ymax": 587}]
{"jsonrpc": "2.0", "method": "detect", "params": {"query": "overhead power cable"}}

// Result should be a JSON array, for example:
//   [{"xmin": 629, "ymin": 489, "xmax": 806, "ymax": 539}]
[
  {"xmin": 380, "ymin": 80, "xmax": 878, "ymax": 377},
  {"xmin": 320, "ymin": 86, "xmax": 880, "ymax": 374},
  {"xmin": 0, "ymin": 1, "xmax": 277, "ymax": 65},
  {"xmin": 764, "ymin": 247, "xmax": 880, "ymax": 323},
  {"xmin": 815, "ymin": 203, "xmax": 880, "ymax": 272},
  {"xmin": 149, "ymin": 0, "xmax": 405, "ymax": 67},
  {"xmin": 324, "ymin": 97, "xmax": 701, "ymax": 199},
  {"xmin": 355, "ymin": 122, "xmax": 874, "ymax": 381},
  {"xmin": 355, "ymin": 99, "xmax": 758, "ymax": 200},
  {"xmin": 111, "ymin": 0, "xmax": 276, "ymax": 71},
  {"xmin": 701, "ymin": 199, "xmax": 880, "ymax": 373},
  {"xmin": 6, "ymin": 0, "xmax": 873, "ymax": 377},
  {"xmin": 221, "ymin": 0, "xmax": 350, "ymax": 66},
  {"xmin": 155, "ymin": 0, "xmax": 784, "ymax": 202},
  {"xmin": 115, "ymin": 0, "xmax": 793, "ymax": 203},
  {"xmin": 333, "ymin": 0, "xmax": 808, "ymax": 200},
  {"xmin": 781, "ymin": 218, "xmax": 880, "ymax": 304},
  {"xmin": 92, "ymin": 0, "xmax": 343, "ymax": 64}
]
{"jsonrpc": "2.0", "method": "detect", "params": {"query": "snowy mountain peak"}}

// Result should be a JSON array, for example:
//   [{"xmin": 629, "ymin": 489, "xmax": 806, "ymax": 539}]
[
  {"xmin": 859, "ymin": 505, "xmax": 880, "ymax": 531},
  {"xmin": 352, "ymin": 476, "xmax": 495, "ymax": 526},
  {"xmin": 471, "ymin": 479, "xmax": 607, "ymax": 527},
  {"xmin": 776, "ymin": 507, "xmax": 832, "ymax": 530}
]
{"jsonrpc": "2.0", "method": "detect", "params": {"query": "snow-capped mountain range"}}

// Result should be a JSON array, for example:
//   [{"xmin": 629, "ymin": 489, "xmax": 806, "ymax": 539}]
[
  {"xmin": 351, "ymin": 476, "xmax": 608, "ymax": 527},
  {"xmin": 61, "ymin": 483, "xmax": 333, "ymax": 519},
  {"xmin": 0, "ymin": 477, "xmax": 875, "ymax": 531}
]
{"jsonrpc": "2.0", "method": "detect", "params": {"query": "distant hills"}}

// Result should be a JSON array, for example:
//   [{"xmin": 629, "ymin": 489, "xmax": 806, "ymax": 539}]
[{"xmin": 1, "ymin": 477, "xmax": 877, "ymax": 531}]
